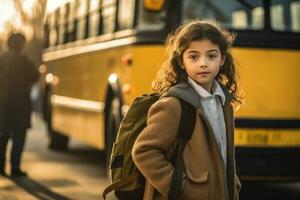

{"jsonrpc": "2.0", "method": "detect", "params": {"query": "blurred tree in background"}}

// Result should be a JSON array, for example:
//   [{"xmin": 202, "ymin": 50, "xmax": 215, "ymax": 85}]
[
  {"xmin": 13, "ymin": 0, "xmax": 47, "ymax": 66},
  {"xmin": 0, "ymin": 0, "xmax": 47, "ymax": 67}
]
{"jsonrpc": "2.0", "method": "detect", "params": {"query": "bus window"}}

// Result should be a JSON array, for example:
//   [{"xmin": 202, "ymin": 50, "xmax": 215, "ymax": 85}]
[
  {"xmin": 232, "ymin": 10, "xmax": 248, "ymax": 29},
  {"xmin": 117, "ymin": 0, "xmax": 135, "ymax": 30},
  {"xmin": 62, "ymin": 3, "xmax": 70, "ymax": 43},
  {"xmin": 102, "ymin": 0, "xmax": 117, "ymax": 34},
  {"xmin": 88, "ymin": 0, "xmax": 101, "ymax": 37},
  {"xmin": 55, "ymin": 9, "xmax": 60, "ymax": 45},
  {"xmin": 182, "ymin": 0, "xmax": 264, "ymax": 30},
  {"xmin": 271, "ymin": 0, "xmax": 300, "ymax": 32},
  {"xmin": 76, "ymin": 0, "xmax": 89, "ymax": 40},
  {"xmin": 66, "ymin": 1, "xmax": 76, "ymax": 42},
  {"xmin": 58, "ymin": 5, "xmax": 67, "ymax": 44},
  {"xmin": 252, "ymin": 6, "xmax": 264, "ymax": 29},
  {"xmin": 271, "ymin": 4, "xmax": 285, "ymax": 31},
  {"xmin": 291, "ymin": 1, "xmax": 300, "ymax": 32},
  {"xmin": 44, "ymin": 16, "xmax": 50, "ymax": 48},
  {"xmin": 49, "ymin": 12, "xmax": 58, "ymax": 46},
  {"xmin": 136, "ymin": 0, "xmax": 167, "ymax": 31}
]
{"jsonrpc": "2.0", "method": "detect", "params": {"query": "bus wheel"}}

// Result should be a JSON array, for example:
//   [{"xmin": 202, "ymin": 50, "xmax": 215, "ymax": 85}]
[
  {"xmin": 105, "ymin": 97, "xmax": 122, "ymax": 168},
  {"xmin": 48, "ymin": 129, "xmax": 69, "ymax": 151},
  {"xmin": 46, "ymin": 89, "xmax": 69, "ymax": 151}
]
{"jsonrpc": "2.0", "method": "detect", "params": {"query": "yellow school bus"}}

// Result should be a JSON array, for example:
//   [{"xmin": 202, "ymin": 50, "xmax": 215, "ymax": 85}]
[{"xmin": 42, "ymin": 0, "xmax": 300, "ymax": 178}]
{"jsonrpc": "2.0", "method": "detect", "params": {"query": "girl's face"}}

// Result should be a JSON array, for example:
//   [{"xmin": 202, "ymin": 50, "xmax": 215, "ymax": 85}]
[{"xmin": 181, "ymin": 39, "xmax": 225, "ymax": 93}]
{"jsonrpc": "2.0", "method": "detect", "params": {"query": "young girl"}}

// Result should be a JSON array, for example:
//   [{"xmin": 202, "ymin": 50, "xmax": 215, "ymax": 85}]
[{"xmin": 132, "ymin": 20, "xmax": 242, "ymax": 200}]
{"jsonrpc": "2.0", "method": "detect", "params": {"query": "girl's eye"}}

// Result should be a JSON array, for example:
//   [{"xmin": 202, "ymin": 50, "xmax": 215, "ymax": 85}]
[
  {"xmin": 208, "ymin": 54, "xmax": 217, "ymax": 60},
  {"xmin": 189, "ymin": 55, "xmax": 199, "ymax": 61}
]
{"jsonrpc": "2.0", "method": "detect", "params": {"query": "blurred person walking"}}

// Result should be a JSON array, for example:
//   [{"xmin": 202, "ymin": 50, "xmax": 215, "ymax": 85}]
[{"xmin": 0, "ymin": 33, "xmax": 38, "ymax": 177}]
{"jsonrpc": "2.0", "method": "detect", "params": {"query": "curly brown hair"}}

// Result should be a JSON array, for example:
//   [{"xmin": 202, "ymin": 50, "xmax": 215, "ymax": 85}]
[{"xmin": 152, "ymin": 20, "xmax": 242, "ymax": 105}]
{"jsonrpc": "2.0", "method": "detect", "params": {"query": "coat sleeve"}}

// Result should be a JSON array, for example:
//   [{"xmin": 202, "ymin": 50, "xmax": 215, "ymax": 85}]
[
  {"xmin": 26, "ymin": 58, "xmax": 39, "ymax": 86},
  {"xmin": 132, "ymin": 97, "xmax": 181, "ymax": 198}
]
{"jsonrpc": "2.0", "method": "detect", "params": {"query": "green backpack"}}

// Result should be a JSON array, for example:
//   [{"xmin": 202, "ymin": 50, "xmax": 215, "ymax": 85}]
[{"xmin": 102, "ymin": 93, "xmax": 196, "ymax": 200}]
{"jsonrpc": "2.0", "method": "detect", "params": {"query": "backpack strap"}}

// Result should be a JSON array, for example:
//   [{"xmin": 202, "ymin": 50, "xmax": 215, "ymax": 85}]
[
  {"xmin": 177, "ymin": 99, "xmax": 196, "ymax": 140},
  {"xmin": 102, "ymin": 172, "xmax": 139, "ymax": 199},
  {"xmin": 168, "ymin": 99, "xmax": 196, "ymax": 200}
]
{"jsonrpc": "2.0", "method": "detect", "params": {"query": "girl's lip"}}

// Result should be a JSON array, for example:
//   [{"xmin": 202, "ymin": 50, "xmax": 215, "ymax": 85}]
[{"xmin": 198, "ymin": 72, "xmax": 210, "ymax": 75}]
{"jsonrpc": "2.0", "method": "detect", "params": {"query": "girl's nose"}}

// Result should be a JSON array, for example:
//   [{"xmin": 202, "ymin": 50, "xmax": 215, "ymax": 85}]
[
  {"xmin": 200, "ymin": 64, "xmax": 208, "ymax": 68},
  {"xmin": 199, "ymin": 58, "xmax": 208, "ymax": 68}
]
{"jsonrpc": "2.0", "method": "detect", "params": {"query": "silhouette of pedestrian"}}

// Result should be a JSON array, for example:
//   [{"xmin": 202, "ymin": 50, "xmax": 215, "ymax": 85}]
[{"xmin": 0, "ymin": 33, "xmax": 38, "ymax": 177}]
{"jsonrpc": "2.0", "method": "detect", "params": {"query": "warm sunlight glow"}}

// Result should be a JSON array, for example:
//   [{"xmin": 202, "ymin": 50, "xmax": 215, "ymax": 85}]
[
  {"xmin": 0, "ymin": 0, "xmax": 71, "ymax": 34},
  {"xmin": 0, "ymin": 0, "xmax": 35, "ymax": 34},
  {"xmin": 0, "ymin": 1, "xmax": 15, "ymax": 33},
  {"xmin": 46, "ymin": 0, "xmax": 70, "ymax": 12},
  {"xmin": 23, "ymin": 0, "xmax": 35, "ymax": 12}
]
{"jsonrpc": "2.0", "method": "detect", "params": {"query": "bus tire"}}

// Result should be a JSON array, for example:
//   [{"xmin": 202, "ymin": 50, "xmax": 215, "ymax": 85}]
[
  {"xmin": 105, "ymin": 96, "xmax": 122, "ymax": 169},
  {"xmin": 45, "ymin": 88, "xmax": 69, "ymax": 151},
  {"xmin": 48, "ymin": 130, "xmax": 69, "ymax": 151}
]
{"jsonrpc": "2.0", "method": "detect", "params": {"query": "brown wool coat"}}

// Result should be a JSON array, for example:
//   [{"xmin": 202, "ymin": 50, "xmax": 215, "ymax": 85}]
[
  {"xmin": 132, "ymin": 84, "xmax": 241, "ymax": 200},
  {"xmin": 0, "ymin": 51, "xmax": 38, "ymax": 131}
]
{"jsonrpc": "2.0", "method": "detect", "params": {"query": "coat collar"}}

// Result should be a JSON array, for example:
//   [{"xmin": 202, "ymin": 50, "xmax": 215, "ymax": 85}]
[
  {"xmin": 187, "ymin": 77, "xmax": 226, "ymax": 106},
  {"xmin": 162, "ymin": 80, "xmax": 233, "ymax": 110}
]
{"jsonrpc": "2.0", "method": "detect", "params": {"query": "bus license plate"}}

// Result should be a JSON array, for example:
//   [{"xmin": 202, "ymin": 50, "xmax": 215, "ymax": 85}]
[{"xmin": 235, "ymin": 129, "xmax": 300, "ymax": 147}]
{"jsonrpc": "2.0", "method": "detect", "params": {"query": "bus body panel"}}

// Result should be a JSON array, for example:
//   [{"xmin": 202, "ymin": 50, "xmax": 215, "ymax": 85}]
[
  {"xmin": 46, "ymin": 44, "xmax": 166, "ymax": 150},
  {"xmin": 45, "ymin": 44, "xmax": 300, "ymax": 150},
  {"xmin": 234, "ymin": 48, "xmax": 300, "ymax": 119}
]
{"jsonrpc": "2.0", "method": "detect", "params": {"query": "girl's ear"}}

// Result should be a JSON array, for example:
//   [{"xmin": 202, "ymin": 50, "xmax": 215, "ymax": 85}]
[
  {"xmin": 171, "ymin": 55, "xmax": 184, "ymax": 70},
  {"xmin": 221, "ymin": 55, "xmax": 226, "ymax": 66},
  {"xmin": 178, "ymin": 55, "xmax": 185, "ymax": 70},
  {"xmin": 180, "ymin": 61, "xmax": 185, "ymax": 70}
]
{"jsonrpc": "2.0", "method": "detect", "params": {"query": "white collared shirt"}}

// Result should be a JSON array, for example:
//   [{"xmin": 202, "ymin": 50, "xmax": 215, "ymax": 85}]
[{"xmin": 188, "ymin": 77, "xmax": 227, "ymax": 167}]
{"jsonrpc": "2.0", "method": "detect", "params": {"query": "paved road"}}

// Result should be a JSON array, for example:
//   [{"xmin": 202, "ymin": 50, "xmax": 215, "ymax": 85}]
[
  {"xmin": 0, "ymin": 114, "xmax": 299, "ymax": 200},
  {"xmin": 0, "ymin": 114, "xmax": 116, "ymax": 200}
]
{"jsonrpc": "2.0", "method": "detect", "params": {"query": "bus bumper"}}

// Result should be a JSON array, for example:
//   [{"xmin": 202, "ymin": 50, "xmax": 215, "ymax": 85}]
[{"xmin": 236, "ymin": 147, "xmax": 300, "ymax": 180}]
